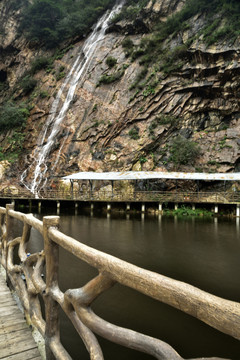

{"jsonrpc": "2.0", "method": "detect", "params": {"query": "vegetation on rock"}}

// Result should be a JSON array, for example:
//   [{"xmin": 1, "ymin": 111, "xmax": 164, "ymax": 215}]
[
  {"xmin": 111, "ymin": 0, "xmax": 149, "ymax": 23},
  {"xmin": 30, "ymin": 56, "xmax": 53, "ymax": 74},
  {"xmin": 19, "ymin": 75, "xmax": 37, "ymax": 95},
  {"xmin": 169, "ymin": 136, "xmax": 200, "ymax": 167},
  {"xmin": 106, "ymin": 56, "xmax": 117, "ymax": 68},
  {"xmin": 128, "ymin": 125, "xmax": 140, "ymax": 140},
  {"xmin": 0, "ymin": 102, "xmax": 29, "ymax": 131},
  {"xmin": 97, "ymin": 68, "xmax": 125, "ymax": 86},
  {"xmin": 18, "ymin": 0, "xmax": 116, "ymax": 48},
  {"xmin": 0, "ymin": 102, "xmax": 29, "ymax": 162},
  {"xmin": 164, "ymin": 205, "xmax": 213, "ymax": 217},
  {"xmin": 124, "ymin": 0, "xmax": 240, "ymax": 89}
]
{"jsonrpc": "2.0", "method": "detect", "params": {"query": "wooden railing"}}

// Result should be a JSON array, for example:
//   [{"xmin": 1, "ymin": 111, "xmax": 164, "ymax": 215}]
[
  {"xmin": 1, "ymin": 188, "xmax": 240, "ymax": 204},
  {"xmin": 0, "ymin": 204, "xmax": 239, "ymax": 360}
]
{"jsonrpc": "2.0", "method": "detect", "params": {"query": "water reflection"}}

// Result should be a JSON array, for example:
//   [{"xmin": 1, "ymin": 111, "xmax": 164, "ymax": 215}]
[
  {"xmin": 214, "ymin": 217, "xmax": 218, "ymax": 238},
  {"xmin": 236, "ymin": 217, "xmax": 239, "ymax": 236}
]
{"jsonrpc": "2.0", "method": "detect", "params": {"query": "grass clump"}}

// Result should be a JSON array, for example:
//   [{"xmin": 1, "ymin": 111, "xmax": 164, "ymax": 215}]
[
  {"xmin": 128, "ymin": 125, "xmax": 140, "ymax": 140},
  {"xmin": 165, "ymin": 205, "xmax": 213, "ymax": 217}
]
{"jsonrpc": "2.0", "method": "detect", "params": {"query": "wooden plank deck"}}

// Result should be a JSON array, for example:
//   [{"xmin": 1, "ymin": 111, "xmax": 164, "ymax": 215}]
[{"xmin": 0, "ymin": 275, "xmax": 42, "ymax": 360}]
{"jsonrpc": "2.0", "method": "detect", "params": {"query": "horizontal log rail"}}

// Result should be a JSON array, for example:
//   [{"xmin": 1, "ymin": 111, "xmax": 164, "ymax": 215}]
[
  {"xmin": 0, "ymin": 204, "xmax": 239, "ymax": 359},
  {"xmin": 0, "ymin": 188, "xmax": 240, "ymax": 204}
]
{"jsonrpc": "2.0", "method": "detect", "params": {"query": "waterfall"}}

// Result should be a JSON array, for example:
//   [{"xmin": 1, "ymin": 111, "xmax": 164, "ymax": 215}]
[{"xmin": 21, "ymin": 1, "xmax": 124, "ymax": 194}]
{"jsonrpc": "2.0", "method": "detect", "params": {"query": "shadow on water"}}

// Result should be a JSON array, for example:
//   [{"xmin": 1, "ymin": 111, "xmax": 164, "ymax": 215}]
[{"xmin": 25, "ymin": 209, "xmax": 240, "ymax": 359}]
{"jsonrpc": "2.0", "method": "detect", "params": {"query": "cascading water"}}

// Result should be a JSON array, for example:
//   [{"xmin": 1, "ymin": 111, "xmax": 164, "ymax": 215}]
[{"xmin": 21, "ymin": 1, "xmax": 124, "ymax": 195}]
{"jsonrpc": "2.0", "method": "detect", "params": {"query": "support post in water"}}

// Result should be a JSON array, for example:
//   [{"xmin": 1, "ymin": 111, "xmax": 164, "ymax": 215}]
[{"xmin": 43, "ymin": 216, "xmax": 60, "ymax": 360}]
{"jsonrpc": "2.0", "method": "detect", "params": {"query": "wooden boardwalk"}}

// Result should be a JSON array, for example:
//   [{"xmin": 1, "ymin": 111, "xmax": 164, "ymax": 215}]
[
  {"xmin": 0, "ymin": 275, "xmax": 42, "ymax": 360},
  {"xmin": 1, "ymin": 189, "xmax": 240, "ymax": 205}
]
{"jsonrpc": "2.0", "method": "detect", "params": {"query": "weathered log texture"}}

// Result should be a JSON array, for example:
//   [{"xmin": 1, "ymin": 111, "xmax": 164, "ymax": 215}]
[
  {"xmin": 0, "ymin": 205, "xmax": 236, "ymax": 360},
  {"xmin": 49, "ymin": 227, "xmax": 240, "ymax": 341}
]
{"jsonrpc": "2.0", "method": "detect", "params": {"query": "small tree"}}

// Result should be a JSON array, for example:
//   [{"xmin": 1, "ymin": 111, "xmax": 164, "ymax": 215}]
[
  {"xmin": 0, "ymin": 102, "xmax": 29, "ymax": 131},
  {"xmin": 170, "ymin": 136, "xmax": 200, "ymax": 167}
]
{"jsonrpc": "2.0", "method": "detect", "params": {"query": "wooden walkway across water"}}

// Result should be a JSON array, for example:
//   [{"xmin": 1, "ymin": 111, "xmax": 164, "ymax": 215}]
[
  {"xmin": 1, "ymin": 189, "xmax": 240, "ymax": 216},
  {"xmin": 0, "ymin": 189, "xmax": 240, "ymax": 204},
  {"xmin": 0, "ymin": 275, "xmax": 42, "ymax": 360}
]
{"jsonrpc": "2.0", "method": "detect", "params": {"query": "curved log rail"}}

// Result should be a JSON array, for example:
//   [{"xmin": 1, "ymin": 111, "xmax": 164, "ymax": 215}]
[
  {"xmin": 0, "ymin": 188, "xmax": 240, "ymax": 204},
  {"xmin": 0, "ymin": 204, "xmax": 239, "ymax": 359}
]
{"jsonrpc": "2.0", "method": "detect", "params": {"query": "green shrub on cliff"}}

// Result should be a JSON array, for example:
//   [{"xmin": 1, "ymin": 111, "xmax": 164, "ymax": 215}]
[
  {"xmin": 97, "ymin": 68, "xmax": 125, "ymax": 86},
  {"xmin": 30, "ymin": 56, "xmax": 52, "ymax": 74},
  {"xmin": 111, "ymin": 0, "xmax": 149, "ymax": 23},
  {"xmin": 169, "ymin": 136, "xmax": 200, "ymax": 167},
  {"xmin": 106, "ymin": 56, "xmax": 117, "ymax": 68},
  {"xmin": 128, "ymin": 125, "xmax": 140, "ymax": 140},
  {"xmin": 0, "ymin": 102, "xmax": 29, "ymax": 131},
  {"xmin": 19, "ymin": 75, "xmax": 37, "ymax": 94}
]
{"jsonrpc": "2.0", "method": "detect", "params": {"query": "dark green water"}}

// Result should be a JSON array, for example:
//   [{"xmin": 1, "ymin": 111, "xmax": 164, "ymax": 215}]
[{"xmin": 28, "ymin": 211, "xmax": 240, "ymax": 359}]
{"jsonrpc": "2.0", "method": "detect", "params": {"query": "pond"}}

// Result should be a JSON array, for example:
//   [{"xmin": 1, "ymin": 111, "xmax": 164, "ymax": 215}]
[{"xmin": 27, "ymin": 210, "xmax": 240, "ymax": 359}]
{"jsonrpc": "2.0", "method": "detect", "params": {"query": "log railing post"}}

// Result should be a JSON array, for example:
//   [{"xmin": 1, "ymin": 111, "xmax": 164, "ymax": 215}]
[
  {"xmin": 43, "ymin": 216, "xmax": 60, "ymax": 360},
  {"xmin": 5, "ymin": 203, "xmax": 14, "ymax": 286}
]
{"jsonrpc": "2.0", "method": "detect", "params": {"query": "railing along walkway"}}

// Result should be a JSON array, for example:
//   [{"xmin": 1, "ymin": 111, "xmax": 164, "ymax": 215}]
[
  {"xmin": 0, "ymin": 189, "xmax": 240, "ymax": 204},
  {"xmin": 0, "ymin": 274, "xmax": 41, "ymax": 359},
  {"xmin": 0, "ymin": 204, "xmax": 239, "ymax": 359}
]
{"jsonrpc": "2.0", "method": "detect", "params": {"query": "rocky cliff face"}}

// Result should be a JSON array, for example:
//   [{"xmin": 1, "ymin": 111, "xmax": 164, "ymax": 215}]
[{"xmin": 0, "ymin": 0, "xmax": 240, "ymax": 191}]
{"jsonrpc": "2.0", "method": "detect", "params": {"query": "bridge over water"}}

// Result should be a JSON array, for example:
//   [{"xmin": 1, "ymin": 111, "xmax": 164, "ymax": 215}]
[
  {"xmin": 2, "ymin": 171, "xmax": 240, "ymax": 214},
  {"xmin": 0, "ymin": 204, "xmax": 239, "ymax": 359},
  {"xmin": 0, "ymin": 188, "xmax": 240, "ymax": 216}
]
